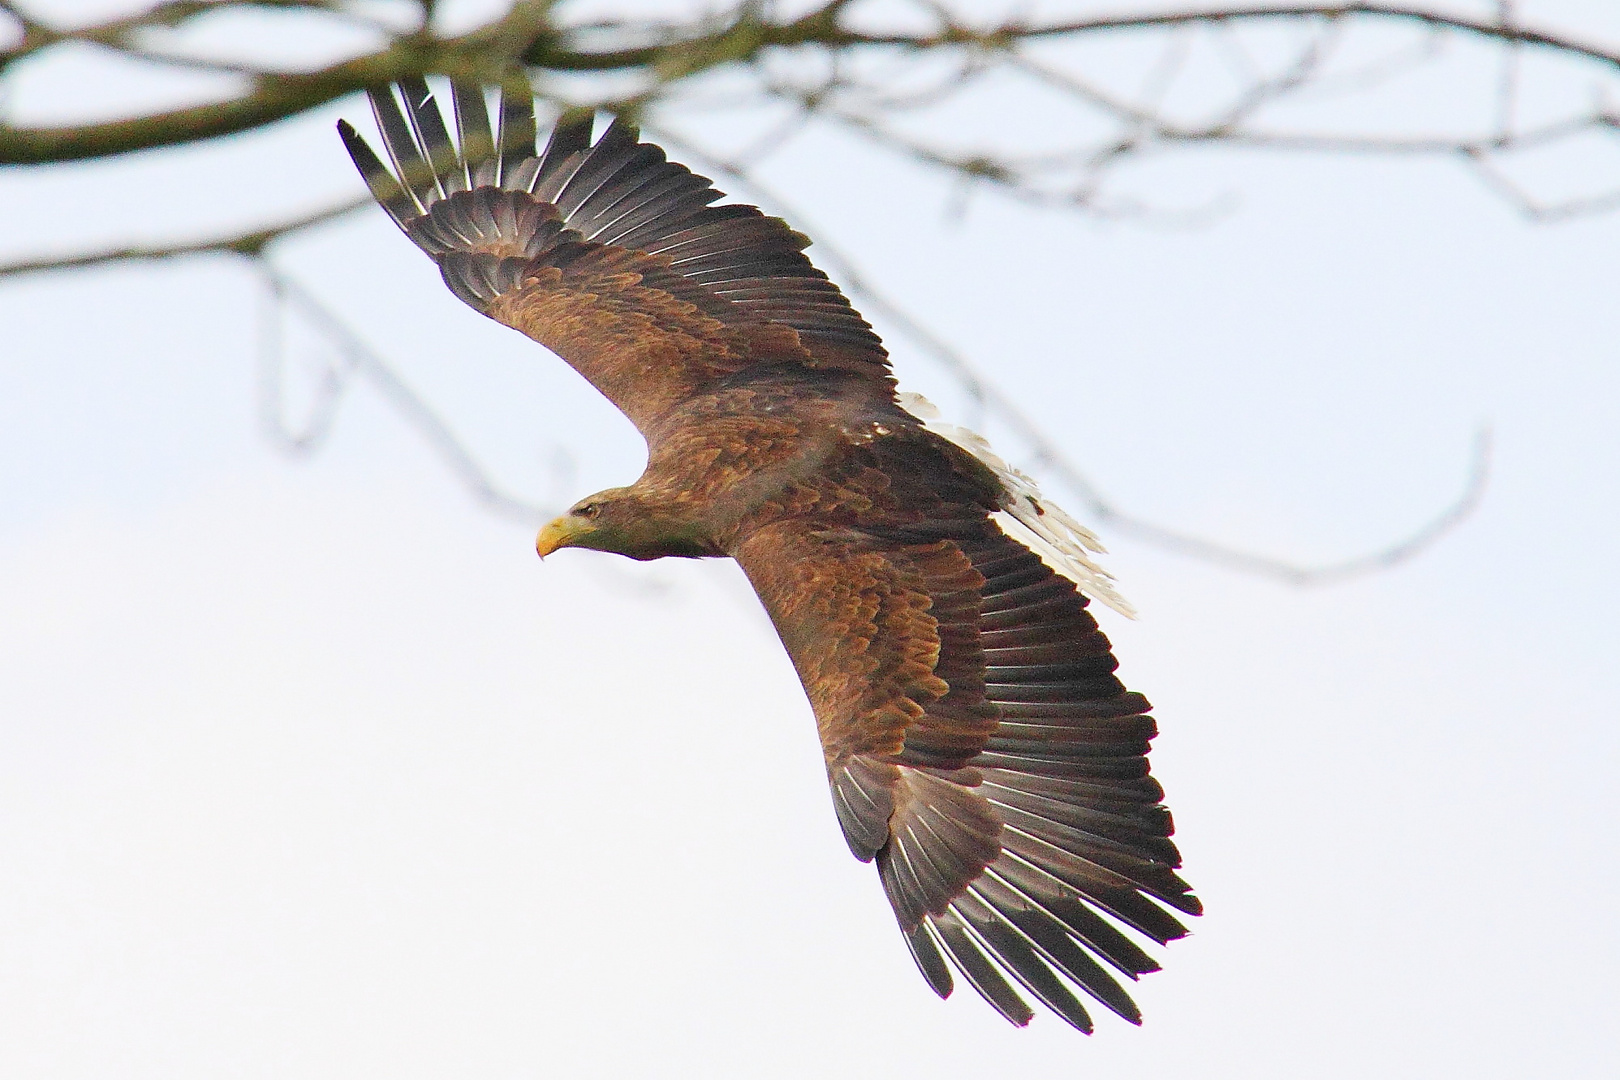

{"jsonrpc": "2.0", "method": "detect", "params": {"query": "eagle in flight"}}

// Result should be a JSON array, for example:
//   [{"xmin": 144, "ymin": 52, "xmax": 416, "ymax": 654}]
[{"xmin": 339, "ymin": 80, "xmax": 1199, "ymax": 1032}]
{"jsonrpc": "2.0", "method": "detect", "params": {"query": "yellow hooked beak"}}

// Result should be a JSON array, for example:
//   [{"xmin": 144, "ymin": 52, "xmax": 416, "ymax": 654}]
[{"xmin": 535, "ymin": 515, "xmax": 590, "ymax": 559}]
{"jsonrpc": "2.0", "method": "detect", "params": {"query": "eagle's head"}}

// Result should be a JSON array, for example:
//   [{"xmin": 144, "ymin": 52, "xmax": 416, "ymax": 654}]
[{"xmin": 536, "ymin": 488, "xmax": 719, "ymax": 561}]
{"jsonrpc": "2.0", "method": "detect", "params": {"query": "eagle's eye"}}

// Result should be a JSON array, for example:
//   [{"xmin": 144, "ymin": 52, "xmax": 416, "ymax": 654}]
[{"xmin": 574, "ymin": 502, "xmax": 601, "ymax": 520}]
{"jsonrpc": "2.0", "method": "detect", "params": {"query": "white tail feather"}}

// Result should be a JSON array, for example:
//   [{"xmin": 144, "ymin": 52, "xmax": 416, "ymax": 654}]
[{"xmin": 898, "ymin": 392, "xmax": 1135, "ymax": 618}]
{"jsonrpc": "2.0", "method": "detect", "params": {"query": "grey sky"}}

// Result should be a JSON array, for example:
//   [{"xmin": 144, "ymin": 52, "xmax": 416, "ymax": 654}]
[{"xmin": 2, "ymin": 2, "xmax": 1617, "ymax": 1075}]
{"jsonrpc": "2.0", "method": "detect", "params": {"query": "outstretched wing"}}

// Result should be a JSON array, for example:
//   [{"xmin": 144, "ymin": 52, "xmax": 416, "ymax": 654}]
[
  {"xmin": 734, "ymin": 503, "xmax": 1199, "ymax": 1032},
  {"xmin": 339, "ymin": 80, "xmax": 892, "ymax": 435}
]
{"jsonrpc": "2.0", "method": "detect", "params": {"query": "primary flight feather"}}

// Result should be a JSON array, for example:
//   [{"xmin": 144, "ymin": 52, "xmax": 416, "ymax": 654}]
[{"xmin": 339, "ymin": 80, "xmax": 1199, "ymax": 1032}]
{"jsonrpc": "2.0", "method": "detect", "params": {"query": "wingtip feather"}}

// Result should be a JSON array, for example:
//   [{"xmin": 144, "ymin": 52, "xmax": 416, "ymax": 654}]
[
  {"xmin": 903, "ymin": 923, "xmax": 955, "ymax": 999},
  {"xmin": 337, "ymin": 118, "xmax": 414, "ymax": 228}
]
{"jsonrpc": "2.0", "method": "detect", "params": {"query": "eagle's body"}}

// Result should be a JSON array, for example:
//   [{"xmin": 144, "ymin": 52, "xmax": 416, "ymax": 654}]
[
  {"xmin": 340, "ymin": 81, "xmax": 1199, "ymax": 1032},
  {"xmin": 556, "ymin": 364, "xmax": 931, "ymax": 562}
]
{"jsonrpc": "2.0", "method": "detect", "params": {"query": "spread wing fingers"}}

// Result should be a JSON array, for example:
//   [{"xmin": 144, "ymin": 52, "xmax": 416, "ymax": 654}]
[{"xmin": 734, "ymin": 517, "xmax": 1199, "ymax": 1031}]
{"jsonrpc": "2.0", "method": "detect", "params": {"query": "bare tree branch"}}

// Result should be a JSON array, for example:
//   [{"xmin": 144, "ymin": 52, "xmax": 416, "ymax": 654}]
[
  {"xmin": 0, "ymin": 116, "xmax": 1493, "ymax": 582},
  {"xmin": 530, "ymin": 3, "xmax": 1620, "ymax": 73},
  {"xmin": 1099, "ymin": 429, "xmax": 1494, "ymax": 585},
  {"xmin": 255, "ymin": 262, "xmax": 554, "ymax": 523},
  {"xmin": 15, "ymin": 0, "xmax": 1607, "ymax": 581},
  {"xmin": 0, "ymin": 0, "xmax": 550, "ymax": 163},
  {"xmin": 7, "ymin": 2, "xmax": 1619, "ymax": 166},
  {"xmin": 0, "ymin": 194, "xmax": 369, "ymax": 277}
]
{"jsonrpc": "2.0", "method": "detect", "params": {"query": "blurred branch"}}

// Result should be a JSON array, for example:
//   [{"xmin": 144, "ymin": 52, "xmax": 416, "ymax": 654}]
[
  {"xmin": 1099, "ymin": 429, "xmax": 1494, "ymax": 585},
  {"xmin": 0, "ymin": 0, "xmax": 552, "ymax": 162},
  {"xmin": 7, "ymin": 0, "xmax": 1593, "ymax": 579},
  {"xmin": 652, "ymin": 124, "xmax": 1489, "ymax": 582},
  {"xmin": 0, "ymin": 194, "xmax": 368, "ymax": 277},
  {"xmin": 0, "ymin": 118, "xmax": 1489, "ymax": 580},
  {"xmin": 533, "ymin": 2, "xmax": 1620, "ymax": 72},
  {"xmin": 255, "ymin": 262, "xmax": 554, "ymax": 524},
  {"xmin": 6, "ymin": 1, "xmax": 1620, "ymax": 193},
  {"xmin": 0, "ymin": 190, "xmax": 555, "ymax": 525},
  {"xmin": 696, "ymin": 3, "xmax": 1620, "ymax": 219}
]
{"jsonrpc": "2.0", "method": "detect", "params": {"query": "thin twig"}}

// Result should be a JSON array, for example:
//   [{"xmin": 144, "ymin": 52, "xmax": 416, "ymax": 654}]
[
  {"xmin": 254, "ymin": 261, "xmax": 554, "ymax": 524},
  {"xmin": 6, "ymin": 1, "xmax": 1620, "ymax": 219},
  {"xmin": 0, "ymin": 194, "xmax": 370, "ymax": 278},
  {"xmin": 1078, "ymin": 430, "xmax": 1494, "ymax": 585}
]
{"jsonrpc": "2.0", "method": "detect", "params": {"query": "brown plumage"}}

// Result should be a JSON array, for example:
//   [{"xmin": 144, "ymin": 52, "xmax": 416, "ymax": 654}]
[{"xmin": 340, "ymin": 80, "xmax": 1199, "ymax": 1032}]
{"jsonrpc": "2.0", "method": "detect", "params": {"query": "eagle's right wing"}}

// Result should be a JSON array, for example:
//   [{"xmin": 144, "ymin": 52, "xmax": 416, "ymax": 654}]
[{"xmin": 339, "ymin": 81, "xmax": 893, "ymax": 437}]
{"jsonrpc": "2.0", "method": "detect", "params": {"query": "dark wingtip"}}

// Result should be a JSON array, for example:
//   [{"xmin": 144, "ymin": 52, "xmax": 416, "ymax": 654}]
[
  {"xmin": 450, "ymin": 81, "xmax": 494, "ymax": 187},
  {"xmin": 495, "ymin": 84, "xmax": 538, "ymax": 185},
  {"xmin": 530, "ymin": 107, "xmax": 595, "ymax": 201},
  {"xmin": 932, "ymin": 914, "xmax": 1036, "ymax": 1027},
  {"xmin": 903, "ymin": 923, "xmax": 954, "ymax": 1000},
  {"xmin": 599, "ymin": 114, "xmax": 641, "ymax": 146},
  {"xmin": 551, "ymin": 106, "xmax": 597, "ymax": 146},
  {"xmin": 398, "ymin": 76, "xmax": 459, "ymax": 195},
  {"xmin": 337, "ymin": 117, "xmax": 415, "ymax": 229},
  {"xmin": 367, "ymin": 82, "xmax": 437, "ymax": 215}
]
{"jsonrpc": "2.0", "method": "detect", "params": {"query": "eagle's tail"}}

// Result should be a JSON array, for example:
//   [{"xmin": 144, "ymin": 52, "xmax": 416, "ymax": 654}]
[{"xmin": 897, "ymin": 392, "xmax": 1136, "ymax": 618}]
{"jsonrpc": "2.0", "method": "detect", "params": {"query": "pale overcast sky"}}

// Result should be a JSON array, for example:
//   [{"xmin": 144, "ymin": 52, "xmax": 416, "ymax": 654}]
[{"xmin": 2, "ymin": 2, "xmax": 1618, "ymax": 1077}]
